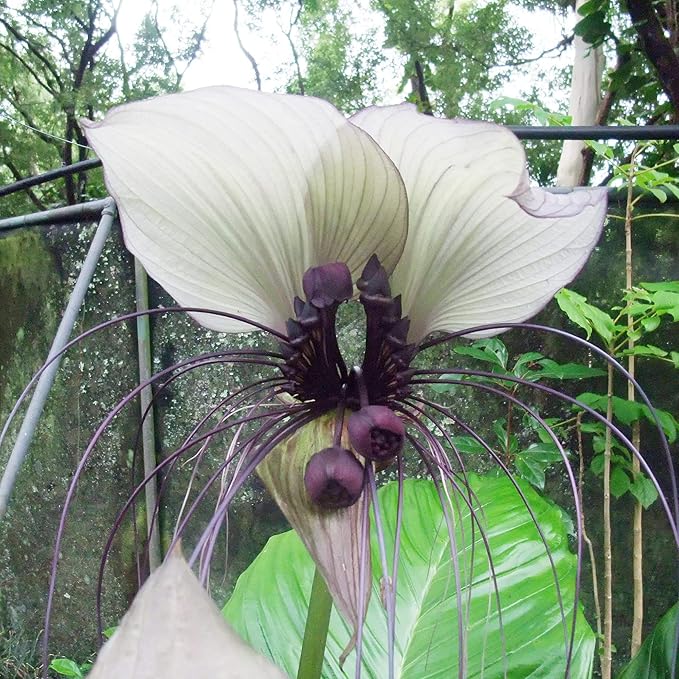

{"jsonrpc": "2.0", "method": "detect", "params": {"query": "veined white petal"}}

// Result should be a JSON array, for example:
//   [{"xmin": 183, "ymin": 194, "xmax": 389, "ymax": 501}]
[
  {"xmin": 511, "ymin": 175, "xmax": 605, "ymax": 217},
  {"xmin": 88, "ymin": 547, "xmax": 287, "ymax": 678},
  {"xmin": 351, "ymin": 105, "xmax": 607, "ymax": 341},
  {"xmin": 83, "ymin": 87, "xmax": 408, "ymax": 334}
]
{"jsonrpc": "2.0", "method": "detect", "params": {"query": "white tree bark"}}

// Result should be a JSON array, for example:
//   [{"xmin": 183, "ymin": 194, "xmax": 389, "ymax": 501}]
[{"xmin": 556, "ymin": 0, "xmax": 605, "ymax": 186}]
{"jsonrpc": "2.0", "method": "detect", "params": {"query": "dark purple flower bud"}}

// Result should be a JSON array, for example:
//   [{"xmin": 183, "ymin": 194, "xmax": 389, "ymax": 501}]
[
  {"xmin": 348, "ymin": 406, "xmax": 405, "ymax": 462},
  {"xmin": 304, "ymin": 447, "xmax": 365, "ymax": 509},
  {"xmin": 302, "ymin": 262, "xmax": 353, "ymax": 309}
]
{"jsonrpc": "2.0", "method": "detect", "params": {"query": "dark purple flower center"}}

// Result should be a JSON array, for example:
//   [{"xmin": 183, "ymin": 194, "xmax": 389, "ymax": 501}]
[
  {"xmin": 348, "ymin": 405, "xmax": 405, "ymax": 462},
  {"xmin": 279, "ymin": 255, "xmax": 415, "ymax": 410},
  {"xmin": 280, "ymin": 255, "xmax": 411, "ymax": 507}
]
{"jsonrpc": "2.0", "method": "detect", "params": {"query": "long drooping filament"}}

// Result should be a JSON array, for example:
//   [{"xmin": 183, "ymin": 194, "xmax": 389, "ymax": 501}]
[{"xmin": 6, "ymin": 258, "xmax": 675, "ymax": 679}]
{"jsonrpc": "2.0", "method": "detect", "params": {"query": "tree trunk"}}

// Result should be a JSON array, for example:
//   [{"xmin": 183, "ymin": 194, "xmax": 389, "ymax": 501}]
[
  {"xmin": 626, "ymin": 0, "xmax": 679, "ymax": 117},
  {"xmin": 556, "ymin": 0, "xmax": 604, "ymax": 186}
]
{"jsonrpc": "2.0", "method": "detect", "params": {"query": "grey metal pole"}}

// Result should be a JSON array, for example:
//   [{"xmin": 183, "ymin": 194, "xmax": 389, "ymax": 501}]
[
  {"xmin": 0, "ymin": 199, "xmax": 112, "ymax": 231},
  {"xmin": 0, "ymin": 159, "xmax": 102, "ymax": 199},
  {"xmin": 0, "ymin": 198, "xmax": 117, "ymax": 517},
  {"xmin": 134, "ymin": 257, "xmax": 162, "ymax": 571}
]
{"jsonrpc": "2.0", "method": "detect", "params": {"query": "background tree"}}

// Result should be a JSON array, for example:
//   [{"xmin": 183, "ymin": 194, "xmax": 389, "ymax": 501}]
[{"xmin": 0, "ymin": 0, "xmax": 212, "ymax": 215}]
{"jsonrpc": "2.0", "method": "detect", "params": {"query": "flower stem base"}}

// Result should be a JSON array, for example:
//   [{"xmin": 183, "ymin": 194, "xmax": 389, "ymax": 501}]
[{"xmin": 297, "ymin": 567, "xmax": 333, "ymax": 679}]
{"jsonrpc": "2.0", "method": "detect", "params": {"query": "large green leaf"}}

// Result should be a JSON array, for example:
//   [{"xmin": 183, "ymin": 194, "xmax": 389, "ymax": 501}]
[
  {"xmin": 223, "ymin": 476, "xmax": 595, "ymax": 678},
  {"xmin": 617, "ymin": 603, "xmax": 678, "ymax": 679}
]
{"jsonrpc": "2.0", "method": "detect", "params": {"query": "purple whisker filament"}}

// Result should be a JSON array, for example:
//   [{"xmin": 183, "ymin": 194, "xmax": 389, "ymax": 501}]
[{"xmin": 8, "ymin": 254, "xmax": 673, "ymax": 679}]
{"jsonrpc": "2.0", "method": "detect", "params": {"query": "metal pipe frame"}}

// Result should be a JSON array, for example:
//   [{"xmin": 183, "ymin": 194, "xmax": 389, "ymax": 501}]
[
  {"xmin": 1, "ymin": 124, "xmax": 679, "ymax": 201},
  {"xmin": 0, "ymin": 199, "xmax": 112, "ymax": 231},
  {"xmin": 0, "ymin": 158, "xmax": 102, "ymax": 199},
  {"xmin": 1, "ymin": 199, "xmax": 163, "ymax": 573},
  {"xmin": 0, "ymin": 199, "xmax": 117, "ymax": 516}
]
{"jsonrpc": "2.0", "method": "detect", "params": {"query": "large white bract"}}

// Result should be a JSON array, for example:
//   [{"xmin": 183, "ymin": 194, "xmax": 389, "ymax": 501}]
[
  {"xmin": 88, "ymin": 547, "xmax": 287, "ymax": 679},
  {"xmin": 82, "ymin": 86, "xmax": 607, "ymax": 343}
]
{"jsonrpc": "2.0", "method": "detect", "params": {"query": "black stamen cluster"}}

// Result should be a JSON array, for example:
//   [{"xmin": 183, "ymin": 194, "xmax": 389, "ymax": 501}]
[
  {"xmin": 278, "ymin": 256, "xmax": 416, "ymax": 408},
  {"xmin": 278, "ymin": 264, "xmax": 351, "ymax": 407},
  {"xmin": 355, "ymin": 255, "xmax": 416, "ymax": 405}
]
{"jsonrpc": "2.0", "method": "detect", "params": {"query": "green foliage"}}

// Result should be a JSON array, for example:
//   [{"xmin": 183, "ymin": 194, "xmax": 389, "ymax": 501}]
[
  {"xmin": 490, "ymin": 96, "xmax": 571, "ymax": 127},
  {"xmin": 554, "ymin": 272, "xmax": 679, "ymax": 512},
  {"xmin": 375, "ymin": 0, "xmax": 534, "ymax": 119},
  {"xmin": 574, "ymin": 0, "xmax": 611, "ymax": 47},
  {"xmin": 575, "ymin": 392, "xmax": 677, "ymax": 442},
  {"xmin": 558, "ymin": 281, "xmax": 679, "ymax": 357},
  {"xmin": 556, "ymin": 289, "xmax": 617, "ymax": 344},
  {"xmin": 433, "ymin": 337, "xmax": 605, "ymax": 490},
  {"xmin": 46, "ymin": 626, "xmax": 113, "ymax": 676},
  {"xmin": 296, "ymin": 2, "xmax": 384, "ymax": 111},
  {"xmin": 0, "ymin": 624, "xmax": 40, "ymax": 679},
  {"xmin": 616, "ymin": 602, "xmax": 679, "ymax": 679},
  {"xmin": 49, "ymin": 657, "xmax": 90, "ymax": 677},
  {"xmin": 574, "ymin": 0, "xmax": 678, "ymax": 126},
  {"xmin": 0, "ymin": 0, "xmax": 211, "ymax": 213},
  {"xmin": 224, "ymin": 476, "xmax": 595, "ymax": 678}
]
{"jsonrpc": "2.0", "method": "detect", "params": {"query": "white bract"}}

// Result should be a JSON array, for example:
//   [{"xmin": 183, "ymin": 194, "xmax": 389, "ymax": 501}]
[
  {"xmin": 88, "ymin": 547, "xmax": 287, "ymax": 679},
  {"xmin": 82, "ymin": 86, "xmax": 607, "ymax": 343}
]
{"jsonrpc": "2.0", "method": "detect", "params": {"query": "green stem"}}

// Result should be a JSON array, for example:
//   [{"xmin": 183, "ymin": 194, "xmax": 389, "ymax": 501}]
[
  {"xmin": 297, "ymin": 567, "xmax": 333, "ymax": 679},
  {"xmin": 608, "ymin": 212, "xmax": 679, "ymax": 221}
]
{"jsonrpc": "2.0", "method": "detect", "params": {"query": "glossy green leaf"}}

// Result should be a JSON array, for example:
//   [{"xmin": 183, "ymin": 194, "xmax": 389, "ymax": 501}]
[
  {"xmin": 610, "ymin": 466, "xmax": 631, "ymax": 498},
  {"xmin": 622, "ymin": 344, "xmax": 667, "ymax": 358},
  {"xmin": 515, "ymin": 455, "xmax": 546, "ymax": 490},
  {"xmin": 431, "ymin": 374, "xmax": 458, "ymax": 394},
  {"xmin": 522, "ymin": 441, "xmax": 566, "ymax": 463},
  {"xmin": 577, "ymin": 0, "xmax": 604, "ymax": 16},
  {"xmin": 453, "ymin": 339, "xmax": 509, "ymax": 370},
  {"xmin": 49, "ymin": 659, "xmax": 83, "ymax": 678},
  {"xmin": 493, "ymin": 419, "xmax": 517, "ymax": 454},
  {"xmin": 526, "ymin": 358, "xmax": 606, "ymax": 381},
  {"xmin": 651, "ymin": 291, "xmax": 679, "ymax": 321},
  {"xmin": 641, "ymin": 281, "xmax": 679, "ymax": 294},
  {"xmin": 629, "ymin": 475, "xmax": 659, "ymax": 509},
  {"xmin": 556, "ymin": 289, "xmax": 617, "ymax": 343},
  {"xmin": 512, "ymin": 351, "xmax": 545, "ymax": 378},
  {"xmin": 640, "ymin": 317, "xmax": 661, "ymax": 333},
  {"xmin": 590, "ymin": 453, "xmax": 629, "ymax": 476},
  {"xmin": 616, "ymin": 602, "xmax": 678, "ymax": 678},
  {"xmin": 577, "ymin": 392, "xmax": 642, "ymax": 425},
  {"xmin": 224, "ymin": 476, "xmax": 595, "ymax": 678},
  {"xmin": 448, "ymin": 435, "xmax": 487, "ymax": 455},
  {"xmin": 647, "ymin": 187, "xmax": 667, "ymax": 203}
]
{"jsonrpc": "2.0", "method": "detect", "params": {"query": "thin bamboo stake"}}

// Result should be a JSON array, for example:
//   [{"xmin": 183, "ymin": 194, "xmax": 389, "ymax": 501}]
[
  {"xmin": 134, "ymin": 258, "xmax": 162, "ymax": 572},
  {"xmin": 601, "ymin": 364, "xmax": 615, "ymax": 679},
  {"xmin": 576, "ymin": 413, "xmax": 602, "ymax": 645},
  {"xmin": 624, "ymin": 148, "xmax": 644, "ymax": 656}
]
